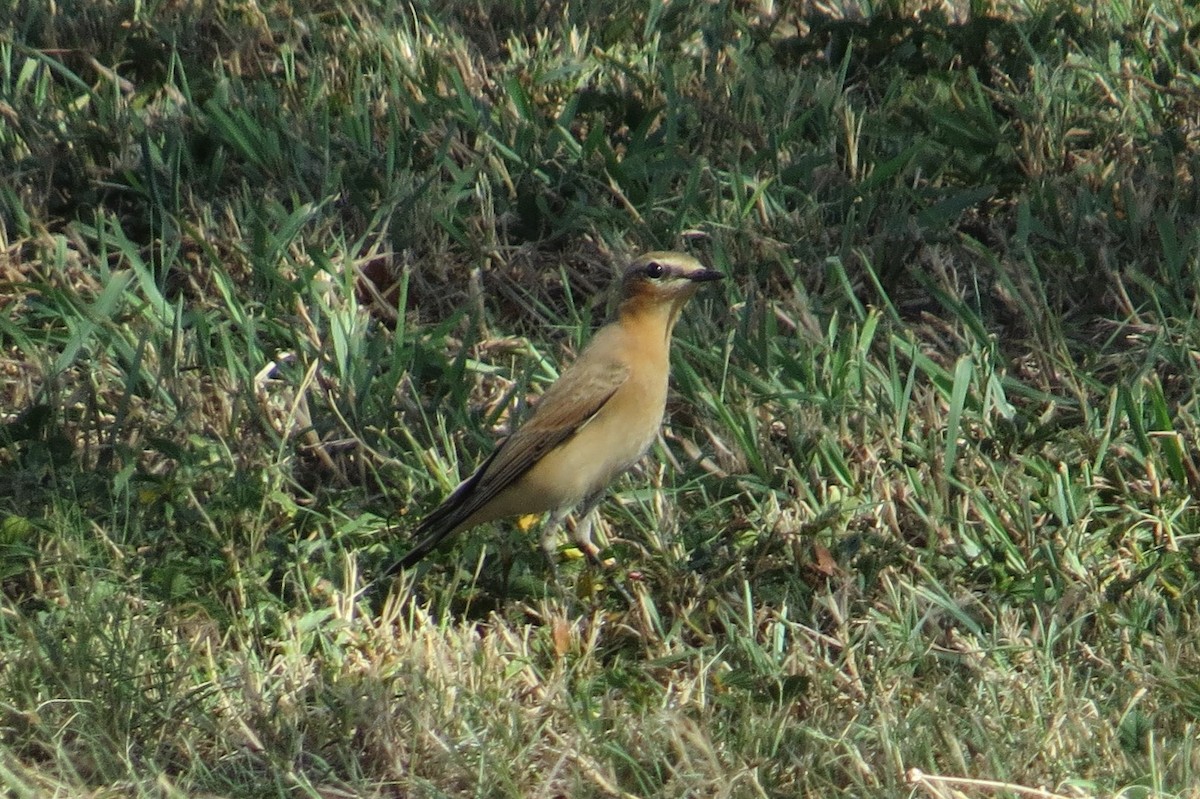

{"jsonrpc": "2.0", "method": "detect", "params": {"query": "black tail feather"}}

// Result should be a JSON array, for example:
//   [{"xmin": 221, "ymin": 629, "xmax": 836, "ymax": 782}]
[{"xmin": 381, "ymin": 448, "xmax": 502, "ymax": 577}]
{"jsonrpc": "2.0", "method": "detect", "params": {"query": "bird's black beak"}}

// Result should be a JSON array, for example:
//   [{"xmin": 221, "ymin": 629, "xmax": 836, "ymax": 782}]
[{"xmin": 688, "ymin": 269, "xmax": 724, "ymax": 283}]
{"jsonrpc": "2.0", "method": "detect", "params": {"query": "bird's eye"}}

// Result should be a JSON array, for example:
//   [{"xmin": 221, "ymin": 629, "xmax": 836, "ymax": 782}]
[{"xmin": 644, "ymin": 262, "xmax": 664, "ymax": 279}]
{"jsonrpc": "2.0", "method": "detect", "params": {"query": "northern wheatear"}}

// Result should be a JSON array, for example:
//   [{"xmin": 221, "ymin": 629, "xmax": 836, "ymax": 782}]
[{"xmin": 388, "ymin": 251, "xmax": 721, "ymax": 573}]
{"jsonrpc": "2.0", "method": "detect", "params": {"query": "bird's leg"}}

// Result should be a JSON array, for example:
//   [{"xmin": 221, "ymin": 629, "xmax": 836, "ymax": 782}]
[
  {"xmin": 570, "ymin": 492, "xmax": 637, "ymax": 604},
  {"xmin": 542, "ymin": 492, "xmax": 606, "ymax": 566},
  {"xmin": 569, "ymin": 491, "xmax": 607, "ymax": 565},
  {"xmin": 543, "ymin": 493, "xmax": 635, "ymax": 603},
  {"xmin": 539, "ymin": 507, "xmax": 571, "ymax": 578}
]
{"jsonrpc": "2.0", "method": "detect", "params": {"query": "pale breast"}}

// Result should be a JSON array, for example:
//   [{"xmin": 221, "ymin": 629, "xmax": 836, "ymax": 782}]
[{"xmin": 518, "ymin": 365, "xmax": 668, "ymax": 509}]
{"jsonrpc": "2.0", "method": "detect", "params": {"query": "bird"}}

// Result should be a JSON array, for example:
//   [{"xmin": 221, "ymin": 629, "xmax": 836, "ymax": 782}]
[{"xmin": 386, "ymin": 250, "xmax": 722, "ymax": 576}]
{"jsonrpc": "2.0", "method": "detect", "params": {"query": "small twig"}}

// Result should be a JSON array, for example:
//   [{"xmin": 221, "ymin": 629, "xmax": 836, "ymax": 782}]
[{"xmin": 906, "ymin": 767, "xmax": 1080, "ymax": 799}]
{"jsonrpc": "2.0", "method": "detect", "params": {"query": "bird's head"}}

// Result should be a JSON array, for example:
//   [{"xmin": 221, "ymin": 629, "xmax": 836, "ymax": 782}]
[
  {"xmin": 616, "ymin": 251, "xmax": 723, "ymax": 336},
  {"xmin": 620, "ymin": 251, "xmax": 723, "ymax": 303}
]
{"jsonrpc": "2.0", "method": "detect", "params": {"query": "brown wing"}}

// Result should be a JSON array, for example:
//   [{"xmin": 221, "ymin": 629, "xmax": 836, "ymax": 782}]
[
  {"xmin": 474, "ymin": 356, "xmax": 629, "ymax": 500},
  {"xmin": 388, "ymin": 356, "xmax": 629, "ymax": 571}
]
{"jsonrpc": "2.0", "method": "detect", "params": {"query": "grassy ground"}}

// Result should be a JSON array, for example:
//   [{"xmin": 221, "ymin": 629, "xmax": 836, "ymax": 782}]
[{"xmin": 3, "ymin": 0, "xmax": 1200, "ymax": 796}]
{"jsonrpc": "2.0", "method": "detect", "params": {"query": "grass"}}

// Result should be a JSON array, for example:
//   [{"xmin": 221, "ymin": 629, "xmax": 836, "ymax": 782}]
[{"xmin": 3, "ymin": 0, "xmax": 1200, "ymax": 795}]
